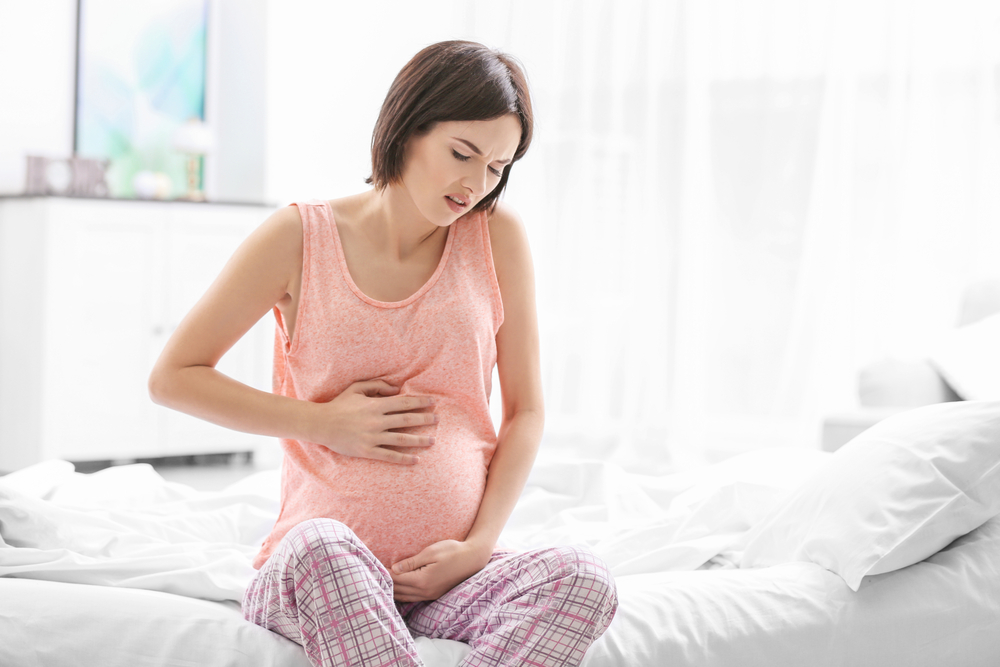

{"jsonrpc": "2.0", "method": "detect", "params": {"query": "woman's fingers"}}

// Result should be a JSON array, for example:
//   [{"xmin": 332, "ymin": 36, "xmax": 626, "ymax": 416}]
[
  {"xmin": 383, "ymin": 410, "xmax": 439, "ymax": 431},
  {"xmin": 392, "ymin": 587, "xmax": 428, "ymax": 602},
  {"xmin": 391, "ymin": 570, "xmax": 431, "ymax": 601},
  {"xmin": 367, "ymin": 446, "xmax": 421, "ymax": 465},
  {"xmin": 382, "ymin": 431, "xmax": 435, "ymax": 448},
  {"xmin": 362, "ymin": 433, "xmax": 432, "ymax": 465},
  {"xmin": 392, "ymin": 554, "xmax": 426, "ymax": 576},
  {"xmin": 391, "ymin": 578, "xmax": 426, "ymax": 592},
  {"xmin": 352, "ymin": 379, "xmax": 400, "ymax": 397},
  {"xmin": 381, "ymin": 394, "xmax": 436, "ymax": 414},
  {"xmin": 378, "ymin": 396, "xmax": 438, "ymax": 447},
  {"xmin": 315, "ymin": 381, "xmax": 438, "ymax": 462}
]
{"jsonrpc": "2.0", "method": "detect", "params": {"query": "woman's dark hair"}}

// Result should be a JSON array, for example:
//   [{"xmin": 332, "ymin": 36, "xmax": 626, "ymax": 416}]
[{"xmin": 366, "ymin": 40, "xmax": 533, "ymax": 214}]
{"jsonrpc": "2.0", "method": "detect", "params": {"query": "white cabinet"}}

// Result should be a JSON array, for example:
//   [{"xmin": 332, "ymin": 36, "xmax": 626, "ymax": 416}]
[{"xmin": 0, "ymin": 196, "xmax": 278, "ymax": 471}]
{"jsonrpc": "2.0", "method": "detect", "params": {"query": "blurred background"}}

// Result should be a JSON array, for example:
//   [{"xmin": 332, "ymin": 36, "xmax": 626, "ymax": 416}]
[{"xmin": 1, "ymin": 0, "xmax": 999, "ymax": 479}]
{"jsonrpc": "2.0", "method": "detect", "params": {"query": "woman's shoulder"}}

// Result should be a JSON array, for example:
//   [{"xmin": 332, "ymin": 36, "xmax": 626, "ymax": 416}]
[
  {"xmin": 485, "ymin": 201, "xmax": 532, "ymax": 281},
  {"xmin": 263, "ymin": 196, "xmax": 350, "ymax": 239},
  {"xmin": 486, "ymin": 200, "xmax": 528, "ymax": 252},
  {"xmin": 253, "ymin": 204, "xmax": 304, "ymax": 250},
  {"xmin": 485, "ymin": 200, "xmax": 528, "ymax": 248},
  {"xmin": 486, "ymin": 199, "xmax": 522, "ymax": 227}
]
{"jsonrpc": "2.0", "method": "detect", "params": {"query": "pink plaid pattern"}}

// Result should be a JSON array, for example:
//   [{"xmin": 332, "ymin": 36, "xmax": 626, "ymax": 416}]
[
  {"xmin": 243, "ymin": 518, "xmax": 420, "ymax": 666},
  {"xmin": 243, "ymin": 519, "xmax": 617, "ymax": 667}
]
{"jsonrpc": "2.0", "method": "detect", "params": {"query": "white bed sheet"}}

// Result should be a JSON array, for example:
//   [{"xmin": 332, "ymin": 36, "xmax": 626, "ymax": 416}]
[
  {"xmin": 587, "ymin": 517, "xmax": 1000, "ymax": 666},
  {"xmin": 2, "ymin": 448, "xmax": 999, "ymax": 666}
]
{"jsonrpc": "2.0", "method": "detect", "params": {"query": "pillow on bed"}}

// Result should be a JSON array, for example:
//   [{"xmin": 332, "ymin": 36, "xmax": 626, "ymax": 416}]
[
  {"xmin": 928, "ymin": 313, "xmax": 1000, "ymax": 400},
  {"xmin": 739, "ymin": 400, "xmax": 1000, "ymax": 591}
]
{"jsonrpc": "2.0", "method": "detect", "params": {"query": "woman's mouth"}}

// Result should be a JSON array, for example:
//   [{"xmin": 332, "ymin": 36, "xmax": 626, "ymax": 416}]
[{"xmin": 445, "ymin": 194, "xmax": 468, "ymax": 213}]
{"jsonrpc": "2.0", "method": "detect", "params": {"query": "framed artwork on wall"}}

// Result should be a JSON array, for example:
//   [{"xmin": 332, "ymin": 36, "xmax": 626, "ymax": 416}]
[{"xmin": 74, "ymin": 0, "xmax": 209, "ymax": 199}]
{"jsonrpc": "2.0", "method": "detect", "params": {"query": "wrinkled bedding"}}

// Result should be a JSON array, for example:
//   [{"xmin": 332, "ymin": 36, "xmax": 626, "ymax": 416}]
[{"xmin": 2, "ymin": 448, "xmax": 998, "ymax": 666}]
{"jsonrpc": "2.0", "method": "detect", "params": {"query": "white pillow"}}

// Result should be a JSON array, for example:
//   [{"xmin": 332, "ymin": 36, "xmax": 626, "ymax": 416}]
[
  {"xmin": 928, "ymin": 313, "xmax": 1000, "ymax": 400},
  {"xmin": 739, "ymin": 400, "xmax": 1000, "ymax": 590}
]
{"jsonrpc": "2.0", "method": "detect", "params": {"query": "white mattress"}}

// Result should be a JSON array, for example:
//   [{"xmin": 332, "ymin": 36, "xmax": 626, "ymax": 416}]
[{"xmin": 2, "ymin": 449, "xmax": 999, "ymax": 666}]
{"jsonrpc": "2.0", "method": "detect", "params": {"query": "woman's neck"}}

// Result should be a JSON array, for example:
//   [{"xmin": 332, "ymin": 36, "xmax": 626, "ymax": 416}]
[{"xmin": 359, "ymin": 186, "xmax": 446, "ymax": 262}]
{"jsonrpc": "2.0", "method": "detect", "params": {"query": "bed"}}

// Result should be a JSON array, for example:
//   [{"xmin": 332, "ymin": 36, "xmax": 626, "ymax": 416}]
[{"xmin": 2, "ymin": 400, "xmax": 1000, "ymax": 666}]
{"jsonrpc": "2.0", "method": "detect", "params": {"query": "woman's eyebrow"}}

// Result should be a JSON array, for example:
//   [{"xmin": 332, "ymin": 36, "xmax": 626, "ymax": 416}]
[{"xmin": 452, "ymin": 137, "xmax": 512, "ymax": 165}]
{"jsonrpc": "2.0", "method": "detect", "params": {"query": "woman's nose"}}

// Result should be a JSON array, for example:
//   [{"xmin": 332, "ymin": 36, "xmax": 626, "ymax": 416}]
[{"xmin": 463, "ymin": 165, "xmax": 488, "ymax": 197}]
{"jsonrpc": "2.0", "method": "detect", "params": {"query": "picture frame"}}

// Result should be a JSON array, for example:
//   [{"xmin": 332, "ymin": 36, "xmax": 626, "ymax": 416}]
[{"xmin": 73, "ymin": 0, "xmax": 209, "ymax": 199}]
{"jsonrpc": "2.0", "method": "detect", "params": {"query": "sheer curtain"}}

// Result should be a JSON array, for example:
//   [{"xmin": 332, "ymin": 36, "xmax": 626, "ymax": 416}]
[
  {"xmin": 461, "ymin": 0, "xmax": 1000, "ymax": 469},
  {"xmin": 265, "ymin": 0, "xmax": 1000, "ymax": 471}
]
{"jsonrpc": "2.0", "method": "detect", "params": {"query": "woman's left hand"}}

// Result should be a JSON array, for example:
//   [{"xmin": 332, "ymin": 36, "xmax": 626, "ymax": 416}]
[{"xmin": 390, "ymin": 539, "xmax": 492, "ymax": 602}]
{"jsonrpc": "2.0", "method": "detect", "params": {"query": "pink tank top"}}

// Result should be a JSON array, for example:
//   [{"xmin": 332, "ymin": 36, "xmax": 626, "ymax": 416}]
[{"xmin": 253, "ymin": 200, "xmax": 503, "ymax": 569}]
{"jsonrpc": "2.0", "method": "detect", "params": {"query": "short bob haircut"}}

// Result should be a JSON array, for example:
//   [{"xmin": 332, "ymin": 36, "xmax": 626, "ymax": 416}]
[{"xmin": 366, "ymin": 40, "xmax": 533, "ymax": 215}]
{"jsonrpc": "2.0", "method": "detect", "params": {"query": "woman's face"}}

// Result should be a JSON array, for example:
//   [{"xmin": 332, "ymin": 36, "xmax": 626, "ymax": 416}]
[{"xmin": 397, "ymin": 115, "xmax": 521, "ymax": 226}]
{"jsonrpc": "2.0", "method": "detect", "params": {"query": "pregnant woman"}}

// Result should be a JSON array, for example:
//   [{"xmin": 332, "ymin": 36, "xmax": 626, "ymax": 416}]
[{"xmin": 149, "ymin": 40, "xmax": 617, "ymax": 667}]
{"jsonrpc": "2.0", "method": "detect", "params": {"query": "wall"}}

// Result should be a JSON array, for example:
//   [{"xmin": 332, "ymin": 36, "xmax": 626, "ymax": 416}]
[
  {"xmin": 262, "ymin": 0, "xmax": 472, "ymax": 205},
  {"xmin": 208, "ymin": 0, "xmax": 267, "ymax": 203},
  {"xmin": 0, "ymin": 1, "xmax": 78, "ymax": 194}
]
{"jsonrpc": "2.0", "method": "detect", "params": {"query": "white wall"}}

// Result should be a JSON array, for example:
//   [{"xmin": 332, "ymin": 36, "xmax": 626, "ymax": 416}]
[
  {"xmin": 260, "ymin": 1, "xmax": 1000, "ymax": 469},
  {"xmin": 207, "ymin": 0, "xmax": 267, "ymax": 203},
  {"xmin": 0, "ymin": 0, "xmax": 78, "ymax": 194},
  {"xmin": 263, "ymin": 0, "xmax": 473, "ymax": 205}
]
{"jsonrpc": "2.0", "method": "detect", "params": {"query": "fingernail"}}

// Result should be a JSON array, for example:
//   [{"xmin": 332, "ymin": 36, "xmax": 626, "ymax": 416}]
[{"xmin": 428, "ymin": 437, "xmax": 435, "ymax": 445}]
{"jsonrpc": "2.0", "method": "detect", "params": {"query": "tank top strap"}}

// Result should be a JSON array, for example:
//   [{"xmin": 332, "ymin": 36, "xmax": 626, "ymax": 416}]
[
  {"xmin": 272, "ymin": 200, "xmax": 345, "ymax": 357},
  {"xmin": 445, "ymin": 209, "xmax": 504, "ymax": 330}
]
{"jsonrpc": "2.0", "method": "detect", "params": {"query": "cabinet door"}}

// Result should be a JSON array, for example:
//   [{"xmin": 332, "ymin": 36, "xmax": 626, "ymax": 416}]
[
  {"xmin": 41, "ymin": 201, "xmax": 162, "ymax": 461},
  {"xmin": 153, "ymin": 205, "xmax": 274, "ymax": 455}
]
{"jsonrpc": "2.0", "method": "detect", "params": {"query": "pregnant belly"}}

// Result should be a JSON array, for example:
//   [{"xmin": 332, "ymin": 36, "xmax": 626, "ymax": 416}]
[{"xmin": 310, "ymin": 419, "xmax": 490, "ymax": 568}]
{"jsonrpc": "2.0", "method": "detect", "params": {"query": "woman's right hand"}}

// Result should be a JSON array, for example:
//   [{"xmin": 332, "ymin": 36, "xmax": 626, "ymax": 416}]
[{"xmin": 310, "ymin": 379, "xmax": 437, "ymax": 465}]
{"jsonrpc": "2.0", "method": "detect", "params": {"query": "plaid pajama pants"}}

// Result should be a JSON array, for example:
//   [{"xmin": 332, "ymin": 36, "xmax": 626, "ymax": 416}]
[{"xmin": 243, "ymin": 518, "xmax": 618, "ymax": 667}]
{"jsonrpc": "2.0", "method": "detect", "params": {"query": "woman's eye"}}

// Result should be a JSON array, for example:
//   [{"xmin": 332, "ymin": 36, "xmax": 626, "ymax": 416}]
[{"xmin": 453, "ymin": 148, "xmax": 502, "ymax": 178}]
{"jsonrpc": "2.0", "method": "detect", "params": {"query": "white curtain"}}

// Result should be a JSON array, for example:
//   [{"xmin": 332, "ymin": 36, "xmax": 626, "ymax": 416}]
[
  {"xmin": 265, "ymin": 0, "xmax": 1000, "ymax": 471},
  {"xmin": 461, "ymin": 0, "xmax": 1000, "ymax": 469}
]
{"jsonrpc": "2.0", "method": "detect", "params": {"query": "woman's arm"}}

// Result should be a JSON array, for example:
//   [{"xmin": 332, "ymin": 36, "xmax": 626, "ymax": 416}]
[
  {"xmin": 464, "ymin": 201, "xmax": 545, "ymax": 553},
  {"xmin": 149, "ymin": 205, "xmax": 307, "ymax": 436},
  {"xmin": 391, "ymin": 201, "xmax": 544, "ymax": 600},
  {"xmin": 148, "ymin": 205, "xmax": 436, "ymax": 465}
]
